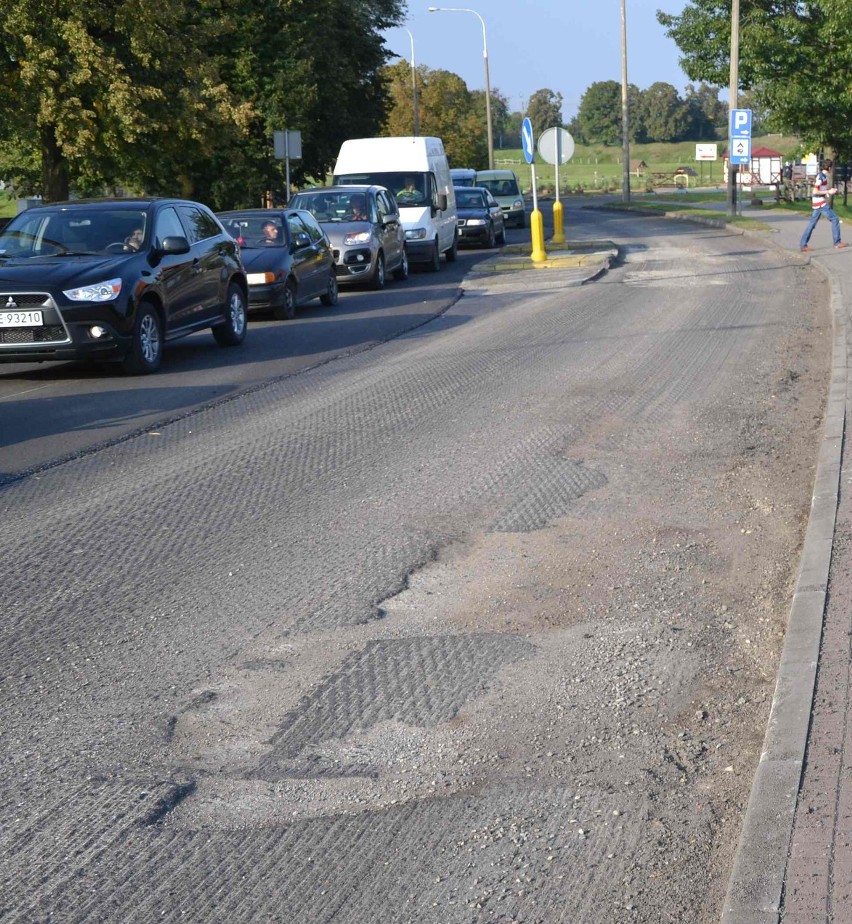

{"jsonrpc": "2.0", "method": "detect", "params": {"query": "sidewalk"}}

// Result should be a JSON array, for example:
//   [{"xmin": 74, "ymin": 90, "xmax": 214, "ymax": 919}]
[{"xmin": 669, "ymin": 201, "xmax": 852, "ymax": 923}]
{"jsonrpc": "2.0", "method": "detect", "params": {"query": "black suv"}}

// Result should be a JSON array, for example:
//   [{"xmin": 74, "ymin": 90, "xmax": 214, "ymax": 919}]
[{"xmin": 0, "ymin": 198, "xmax": 248, "ymax": 374}]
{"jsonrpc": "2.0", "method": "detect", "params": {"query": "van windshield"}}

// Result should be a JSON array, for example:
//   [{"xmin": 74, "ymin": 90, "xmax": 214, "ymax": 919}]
[
  {"xmin": 478, "ymin": 177, "xmax": 520, "ymax": 197},
  {"xmin": 333, "ymin": 172, "xmax": 431, "ymax": 207}
]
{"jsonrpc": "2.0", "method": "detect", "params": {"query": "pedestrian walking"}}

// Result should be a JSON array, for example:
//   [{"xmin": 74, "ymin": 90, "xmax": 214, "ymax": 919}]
[{"xmin": 800, "ymin": 158, "xmax": 849, "ymax": 251}]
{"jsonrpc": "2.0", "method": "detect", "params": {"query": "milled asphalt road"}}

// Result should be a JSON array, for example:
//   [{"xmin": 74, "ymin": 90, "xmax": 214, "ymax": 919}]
[
  {"xmin": 653, "ymin": 199, "xmax": 852, "ymax": 924},
  {"xmin": 1, "ymin": 198, "xmax": 841, "ymax": 922}
]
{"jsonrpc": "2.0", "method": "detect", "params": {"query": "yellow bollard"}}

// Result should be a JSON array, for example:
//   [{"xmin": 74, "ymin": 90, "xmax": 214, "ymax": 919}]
[
  {"xmin": 530, "ymin": 209, "xmax": 547, "ymax": 263},
  {"xmin": 551, "ymin": 200, "xmax": 565, "ymax": 244}
]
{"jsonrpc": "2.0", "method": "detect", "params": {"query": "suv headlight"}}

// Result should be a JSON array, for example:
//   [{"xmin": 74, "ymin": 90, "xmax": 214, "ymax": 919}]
[
  {"xmin": 513, "ymin": 199, "xmax": 524, "ymax": 209},
  {"xmin": 405, "ymin": 227, "xmax": 428, "ymax": 240},
  {"xmin": 343, "ymin": 230, "xmax": 371, "ymax": 245},
  {"xmin": 63, "ymin": 278, "xmax": 122, "ymax": 302},
  {"xmin": 467, "ymin": 218, "xmax": 487, "ymax": 226}
]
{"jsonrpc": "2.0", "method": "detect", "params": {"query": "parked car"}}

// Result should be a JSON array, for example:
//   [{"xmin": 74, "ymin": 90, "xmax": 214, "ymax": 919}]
[
  {"xmin": 455, "ymin": 186, "xmax": 506, "ymax": 248},
  {"xmin": 0, "ymin": 197, "xmax": 248, "ymax": 374},
  {"xmin": 474, "ymin": 169, "xmax": 526, "ymax": 228},
  {"xmin": 217, "ymin": 208, "xmax": 338, "ymax": 319},
  {"xmin": 288, "ymin": 185, "xmax": 407, "ymax": 289},
  {"xmin": 450, "ymin": 168, "xmax": 477, "ymax": 187}
]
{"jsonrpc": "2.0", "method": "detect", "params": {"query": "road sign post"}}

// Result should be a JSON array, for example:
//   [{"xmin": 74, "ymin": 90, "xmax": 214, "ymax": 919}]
[
  {"xmin": 274, "ymin": 130, "xmax": 302, "ymax": 203},
  {"xmin": 522, "ymin": 117, "xmax": 546, "ymax": 263},
  {"xmin": 728, "ymin": 108, "xmax": 751, "ymax": 216},
  {"xmin": 538, "ymin": 127, "xmax": 574, "ymax": 245}
]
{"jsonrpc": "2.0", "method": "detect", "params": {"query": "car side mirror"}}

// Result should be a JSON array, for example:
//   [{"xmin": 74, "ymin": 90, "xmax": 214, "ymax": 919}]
[
  {"xmin": 159, "ymin": 235, "xmax": 190, "ymax": 255},
  {"xmin": 436, "ymin": 193, "xmax": 448, "ymax": 212},
  {"xmin": 291, "ymin": 231, "xmax": 311, "ymax": 251}
]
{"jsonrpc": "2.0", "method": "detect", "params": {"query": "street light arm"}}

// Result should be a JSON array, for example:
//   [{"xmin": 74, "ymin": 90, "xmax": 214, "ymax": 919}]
[
  {"xmin": 427, "ymin": 6, "xmax": 487, "ymax": 55},
  {"xmin": 428, "ymin": 5, "xmax": 493, "ymax": 168}
]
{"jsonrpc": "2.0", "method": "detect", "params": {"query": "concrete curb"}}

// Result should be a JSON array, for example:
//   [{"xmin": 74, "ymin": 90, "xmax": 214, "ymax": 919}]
[
  {"xmin": 719, "ymin": 256, "xmax": 846, "ymax": 921},
  {"xmin": 467, "ymin": 241, "xmax": 618, "ymax": 276}
]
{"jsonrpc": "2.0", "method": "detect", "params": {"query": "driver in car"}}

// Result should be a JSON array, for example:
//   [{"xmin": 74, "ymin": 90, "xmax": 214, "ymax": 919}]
[{"xmin": 124, "ymin": 228, "xmax": 144, "ymax": 251}]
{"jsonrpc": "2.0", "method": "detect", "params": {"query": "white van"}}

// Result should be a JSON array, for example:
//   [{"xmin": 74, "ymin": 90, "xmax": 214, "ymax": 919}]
[{"xmin": 332, "ymin": 136, "xmax": 458, "ymax": 271}]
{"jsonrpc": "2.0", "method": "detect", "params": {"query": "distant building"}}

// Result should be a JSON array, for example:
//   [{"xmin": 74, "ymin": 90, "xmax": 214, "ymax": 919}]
[{"xmin": 723, "ymin": 147, "xmax": 783, "ymax": 186}]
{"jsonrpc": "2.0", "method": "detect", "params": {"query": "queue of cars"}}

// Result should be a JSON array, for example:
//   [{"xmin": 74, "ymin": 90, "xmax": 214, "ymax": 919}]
[{"xmin": 0, "ymin": 139, "xmax": 523, "ymax": 376}]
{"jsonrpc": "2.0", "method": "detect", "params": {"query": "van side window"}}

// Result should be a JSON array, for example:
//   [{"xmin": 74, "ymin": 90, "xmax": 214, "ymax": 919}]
[{"xmin": 429, "ymin": 174, "xmax": 439, "ymax": 206}]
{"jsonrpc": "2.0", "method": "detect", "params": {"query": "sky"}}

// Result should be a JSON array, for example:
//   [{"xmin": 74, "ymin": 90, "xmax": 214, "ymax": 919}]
[{"xmin": 383, "ymin": 0, "xmax": 691, "ymax": 121}]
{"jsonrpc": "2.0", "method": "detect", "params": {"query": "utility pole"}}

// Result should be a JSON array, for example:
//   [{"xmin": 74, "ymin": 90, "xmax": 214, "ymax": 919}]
[
  {"xmin": 726, "ymin": 0, "xmax": 740, "ymax": 218},
  {"xmin": 620, "ymin": 0, "xmax": 630, "ymax": 203}
]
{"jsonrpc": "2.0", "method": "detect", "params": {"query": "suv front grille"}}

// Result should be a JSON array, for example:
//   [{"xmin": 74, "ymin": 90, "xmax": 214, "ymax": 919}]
[
  {"xmin": 0, "ymin": 325, "xmax": 66, "ymax": 344},
  {"xmin": 0, "ymin": 291, "xmax": 69, "ymax": 346},
  {"xmin": 0, "ymin": 293, "xmax": 51, "ymax": 310}
]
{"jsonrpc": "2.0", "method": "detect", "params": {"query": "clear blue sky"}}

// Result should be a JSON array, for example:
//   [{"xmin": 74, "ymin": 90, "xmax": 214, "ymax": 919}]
[{"xmin": 384, "ymin": 0, "xmax": 690, "ymax": 120}]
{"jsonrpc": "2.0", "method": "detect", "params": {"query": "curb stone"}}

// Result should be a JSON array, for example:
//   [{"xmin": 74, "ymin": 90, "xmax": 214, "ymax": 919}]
[{"xmin": 718, "ymin": 236, "xmax": 845, "ymax": 922}]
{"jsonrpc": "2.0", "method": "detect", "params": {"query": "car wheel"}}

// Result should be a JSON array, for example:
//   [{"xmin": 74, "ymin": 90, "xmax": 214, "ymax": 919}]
[
  {"xmin": 370, "ymin": 252, "xmax": 386, "ymax": 290},
  {"xmin": 516, "ymin": 214, "xmax": 525, "ymax": 229},
  {"xmin": 487, "ymin": 223, "xmax": 496, "ymax": 248},
  {"xmin": 121, "ymin": 301, "xmax": 162, "ymax": 375},
  {"xmin": 427, "ymin": 240, "xmax": 441, "ymax": 272},
  {"xmin": 445, "ymin": 231, "xmax": 458, "ymax": 262},
  {"xmin": 320, "ymin": 270, "xmax": 339, "ymax": 306},
  {"xmin": 393, "ymin": 247, "xmax": 409, "ymax": 281},
  {"xmin": 497, "ymin": 226, "xmax": 506, "ymax": 245},
  {"xmin": 213, "ymin": 282, "xmax": 248, "ymax": 346},
  {"xmin": 273, "ymin": 280, "xmax": 297, "ymax": 320}
]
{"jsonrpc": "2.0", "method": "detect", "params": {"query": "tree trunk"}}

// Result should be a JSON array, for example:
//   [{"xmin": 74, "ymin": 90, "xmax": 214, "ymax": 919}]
[{"xmin": 41, "ymin": 124, "xmax": 69, "ymax": 202}]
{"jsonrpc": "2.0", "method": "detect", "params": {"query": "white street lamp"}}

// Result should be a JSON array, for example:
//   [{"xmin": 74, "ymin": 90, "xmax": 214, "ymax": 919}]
[
  {"xmin": 401, "ymin": 27, "xmax": 420, "ymax": 136},
  {"xmin": 427, "ymin": 6, "xmax": 494, "ymax": 169}
]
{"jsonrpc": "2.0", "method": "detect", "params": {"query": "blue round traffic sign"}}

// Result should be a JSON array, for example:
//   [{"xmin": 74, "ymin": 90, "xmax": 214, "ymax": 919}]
[{"xmin": 521, "ymin": 117, "xmax": 534, "ymax": 165}]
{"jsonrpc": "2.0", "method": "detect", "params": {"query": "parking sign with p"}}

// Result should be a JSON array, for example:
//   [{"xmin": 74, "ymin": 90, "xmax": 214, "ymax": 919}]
[{"xmin": 729, "ymin": 109, "xmax": 752, "ymax": 166}]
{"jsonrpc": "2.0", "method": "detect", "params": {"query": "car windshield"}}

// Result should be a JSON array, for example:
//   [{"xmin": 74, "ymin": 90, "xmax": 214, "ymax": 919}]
[
  {"xmin": 457, "ymin": 192, "xmax": 487, "ymax": 209},
  {"xmin": 0, "ymin": 209, "xmax": 149, "ymax": 257},
  {"xmin": 220, "ymin": 214, "xmax": 286, "ymax": 248},
  {"xmin": 334, "ymin": 172, "xmax": 430, "ymax": 207},
  {"xmin": 289, "ymin": 191, "xmax": 374, "ymax": 223},
  {"xmin": 477, "ymin": 178, "xmax": 519, "ymax": 197}
]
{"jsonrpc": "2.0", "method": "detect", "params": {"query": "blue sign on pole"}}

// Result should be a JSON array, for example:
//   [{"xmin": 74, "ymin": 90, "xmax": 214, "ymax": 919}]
[
  {"xmin": 729, "ymin": 109, "xmax": 752, "ymax": 166},
  {"xmin": 521, "ymin": 117, "xmax": 534, "ymax": 165}
]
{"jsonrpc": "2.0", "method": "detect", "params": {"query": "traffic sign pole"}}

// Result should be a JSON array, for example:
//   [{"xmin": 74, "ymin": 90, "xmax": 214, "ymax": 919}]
[
  {"xmin": 539, "ymin": 127, "xmax": 574, "ymax": 246},
  {"xmin": 522, "ymin": 117, "xmax": 546, "ymax": 263}
]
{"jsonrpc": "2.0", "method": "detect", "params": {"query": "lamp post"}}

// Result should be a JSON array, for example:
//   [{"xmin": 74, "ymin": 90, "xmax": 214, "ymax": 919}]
[
  {"xmin": 427, "ymin": 6, "xmax": 494, "ymax": 169},
  {"xmin": 402, "ymin": 27, "xmax": 420, "ymax": 136}
]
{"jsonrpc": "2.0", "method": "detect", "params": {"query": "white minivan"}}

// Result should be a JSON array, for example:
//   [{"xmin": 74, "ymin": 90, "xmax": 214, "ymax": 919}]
[{"xmin": 332, "ymin": 136, "xmax": 458, "ymax": 271}]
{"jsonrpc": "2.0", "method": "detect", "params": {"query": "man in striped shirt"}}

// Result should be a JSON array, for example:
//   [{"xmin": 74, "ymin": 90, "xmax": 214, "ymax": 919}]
[{"xmin": 800, "ymin": 158, "xmax": 849, "ymax": 251}]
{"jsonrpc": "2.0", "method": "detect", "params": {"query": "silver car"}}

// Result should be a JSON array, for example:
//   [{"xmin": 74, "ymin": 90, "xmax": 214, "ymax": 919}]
[{"xmin": 288, "ymin": 185, "xmax": 408, "ymax": 289}]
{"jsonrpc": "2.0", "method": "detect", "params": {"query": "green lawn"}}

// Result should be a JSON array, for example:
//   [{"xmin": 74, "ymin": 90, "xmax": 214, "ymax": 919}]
[
  {"xmin": 0, "ymin": 193, "xmax": 17, "ymax": 218},
  {"xmin": 488, "ymin": 135, "xmax": 802, "ymax": 195}
]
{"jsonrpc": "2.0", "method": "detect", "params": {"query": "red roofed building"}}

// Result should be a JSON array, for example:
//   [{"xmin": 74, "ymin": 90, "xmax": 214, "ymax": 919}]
[{"xmin": 724, "ymin": 146, "xmax": 784, "ymax": 186}]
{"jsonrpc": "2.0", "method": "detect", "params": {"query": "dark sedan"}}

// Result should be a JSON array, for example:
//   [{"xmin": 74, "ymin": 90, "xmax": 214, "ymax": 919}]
[
  {"xmin": 454, "ymin": 186, "xmax": 506, "ymax": 248},
  {"xmin": 217, "ymin": 209, "xmax": 338, "ymax": 320},
  {"xmin": 0, "ymin": 197, "xmax": 248, "ymax": 374}
]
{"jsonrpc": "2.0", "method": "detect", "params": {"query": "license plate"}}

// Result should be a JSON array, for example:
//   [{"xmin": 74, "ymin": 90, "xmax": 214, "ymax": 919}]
[{"xmin": 0, "ymin": 310, "xmax": 43, "ymax": 327}]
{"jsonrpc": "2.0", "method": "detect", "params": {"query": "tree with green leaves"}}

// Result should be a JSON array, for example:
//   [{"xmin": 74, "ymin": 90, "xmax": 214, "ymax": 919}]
[
  {"xmin": 657, "ymin": 0, "xmax": 852, "ymax": 156},
  {"xmin": 471, "ymin": 87, "xmax": 510, "ymax": 142},
  {"xmin": 576, "ymin": 80, "xmax": 642, "ymax": 145},
  {"xmin": 683, "ymin": 83, "xmax": 727, "ymax": 139},
  {"xmin": 382, "ymin": 62, "xmax": 488, "ymax": 168},
  {"xmin": 525, "ymin": 88, "xmax": 564, "ymax": 136},
  {"xmin": 640, "ymin": 82, "xmax": 690, "ymax": 142},
  {"xmin": 0, "ymin": 0, "xmax": 246, "ymax": 201},
  {"xmin": 212, "ymin": 0, "xmax": 404, "ymax": 206},
  {"xmin": 0, "ymin": 0, "xmax": 405, "ymax": 206}
]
